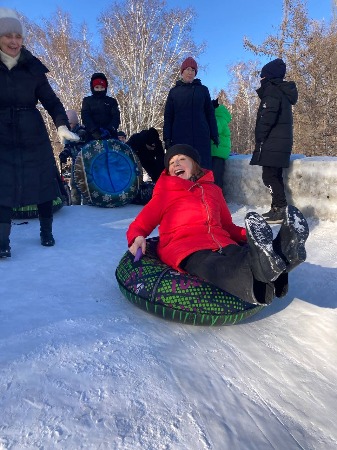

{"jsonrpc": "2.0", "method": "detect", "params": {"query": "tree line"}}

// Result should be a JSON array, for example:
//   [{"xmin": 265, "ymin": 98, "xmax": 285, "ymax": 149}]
[{"xmin": 20, "ymin": 0, "xmax": 336, "ymax": 157}]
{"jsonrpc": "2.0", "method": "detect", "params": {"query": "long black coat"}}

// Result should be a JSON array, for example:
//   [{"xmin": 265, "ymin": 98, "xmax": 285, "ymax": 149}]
[
  {"xmin": 0, "ymin": 48, "xmax": 69, "ymax": 208},
  {"xmin": 163, "ymin": 79, "xmax": 218, "ymax": 169},
  {"xmin": 81, "ymin": 94, "xmax": 120, "ymax": 139},
  {"xmin": 250, "ymin": 78, "xmax": 298, "ymax": 168},
  {"xmin": 126, "ymin": 130, "xmax": 164, "ymax": 182}
]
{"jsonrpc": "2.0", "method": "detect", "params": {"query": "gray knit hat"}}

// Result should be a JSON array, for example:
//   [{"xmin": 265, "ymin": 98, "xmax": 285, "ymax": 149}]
[{"xmin": 0, "ymin": 8, "xmax": 25, "ymax": 37}]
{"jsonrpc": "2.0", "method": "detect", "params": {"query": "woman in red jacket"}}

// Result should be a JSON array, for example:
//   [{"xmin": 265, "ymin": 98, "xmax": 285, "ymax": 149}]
[{"xmin": 127, "ymin": 144, "xmax": 309, "ymax": 306}]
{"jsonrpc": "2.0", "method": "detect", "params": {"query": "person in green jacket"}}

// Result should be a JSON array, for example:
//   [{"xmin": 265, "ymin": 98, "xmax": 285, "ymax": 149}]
[{"xmin": 211, "ymin": 98, "xmax": 232, "ymax": 190}]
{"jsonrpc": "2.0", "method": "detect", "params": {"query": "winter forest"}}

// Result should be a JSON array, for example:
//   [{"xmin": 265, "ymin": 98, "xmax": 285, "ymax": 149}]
[{"xmin": 19, "ymin": 0, "xmax": 337, "ymax": 158}]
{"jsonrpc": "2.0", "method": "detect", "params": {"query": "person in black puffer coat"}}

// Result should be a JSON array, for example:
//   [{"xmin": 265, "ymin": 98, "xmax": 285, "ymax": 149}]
[
  {"xmin": 126, "ymin": 128, "xmax": 164, "ymax": 183},
  {"xmin": 250, "ymin": 58, "xmax": 298, "ymax": 224},
  {"xmin": 81, "ymin": 72, "xmax": 120, "ymax": 141},
  {"xmin": 163, "ymin": 57, "xmax": 219, "ymax": 170},
  {"xmin": 0, "ymin": 8, "xmax": 79, "ymax": 258}
]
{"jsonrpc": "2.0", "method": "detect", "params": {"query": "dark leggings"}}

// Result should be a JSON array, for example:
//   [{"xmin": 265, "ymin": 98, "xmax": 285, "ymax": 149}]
[
  {"xmin": 0, "ymin": 200, "xmax": 53, "ymax": 224},
  {"xmin": 262, "ymin": 166, "xmax": 287, "ymax": 207},
  {"xmin": 212, "ymin": 156, "xmax": 226, "ymax": 190},
  {"xmin": 180, "ymin": 245, "xmax": 275, "ymax": 305}
]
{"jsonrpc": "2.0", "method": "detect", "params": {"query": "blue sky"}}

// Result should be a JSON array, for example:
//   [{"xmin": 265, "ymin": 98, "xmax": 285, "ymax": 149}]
[{"xmin": 9, "ymin": 0, "xmax": 333, "ymax": 94}]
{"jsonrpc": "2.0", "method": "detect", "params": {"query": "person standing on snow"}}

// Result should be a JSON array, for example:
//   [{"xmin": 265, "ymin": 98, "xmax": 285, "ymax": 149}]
[
  {"xmin": 211, "ymin": 98, "xmax": 232, "ymax": 190},
  {"xmin": 163, "ymin": 57, "xmax": 219, "ymax": 170},
  {"xmin": 81, "ymin": 73, "xmax": 120, "ymax": 141},
  {"xmin": 250, "ymin": 58, "xmax": 298, "ymax": 224},
  {"xmin": 0, "ymin": 8, "xmax": 79, "ymax": 258}
]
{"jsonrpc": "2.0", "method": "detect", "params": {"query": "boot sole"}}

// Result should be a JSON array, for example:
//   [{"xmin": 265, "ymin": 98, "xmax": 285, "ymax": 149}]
[
  {"xmin": 283, "ymin": 205, "xmax": 309, "ymax": 267},
  {"xmin": 245, "ymin": 212, "xmax": 286, "ymax": 282},
  {"xmin": 263, "ymin": 217, "xmax": 285, "ymax": 225}
]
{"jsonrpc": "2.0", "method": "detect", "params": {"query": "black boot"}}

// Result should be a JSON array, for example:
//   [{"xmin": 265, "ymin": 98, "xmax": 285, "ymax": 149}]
[
  {"xmin": 245, "ymin": 212, "xmax": 286, "ymax": 283},
  {"xmin": 262, "ymin": 206, "xmax": 286, "ymax": 224},
  {"xmin": 0, "ymin": 223, "xmax": 11, "ymax": 258},
  {"xmin": 273, "ymin": 205, "xmax": 309, "ymax": 272},
  {"xmin": 39, "ymin": 217, "xmax": 55, "ymax": 247}
]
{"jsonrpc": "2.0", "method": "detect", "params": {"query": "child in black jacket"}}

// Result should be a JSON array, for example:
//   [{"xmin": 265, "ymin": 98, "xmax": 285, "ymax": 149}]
[{"xmin": 81, "ymin": 73, "xmax": 120, "ymax": 141}]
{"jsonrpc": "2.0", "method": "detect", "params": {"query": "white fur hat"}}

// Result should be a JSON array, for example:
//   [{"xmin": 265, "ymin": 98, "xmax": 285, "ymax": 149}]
[{"xmin": 0, "ymin": 8, "xmax": 25, "ymax": 38}]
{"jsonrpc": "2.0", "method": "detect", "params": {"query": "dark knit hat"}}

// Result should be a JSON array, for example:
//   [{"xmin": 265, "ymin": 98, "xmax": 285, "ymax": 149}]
[
  {"xmin": 181, "ymin": 57, "xmax": 198, "ymax": 75},
  {"xmin": 164, "ymin": 144, "xmax": 200, "ymax": 170},
  {"xmin": 212, "ymin": 98, "xmax": 219, "ymax": 109},
  {"xmin": 145, "ymin": 127, "xmax": 159, "ymax": 145},
  {"xmin": 260, "ymin": 58, "xmax": 286, "ymax": 80},
  {"xmin": 0, "ymin": 8, "xmax": 25, "ymax": 37},
  {"xmin": 90, "ymin": 73, "xmax": 108, "ymax": 93}
]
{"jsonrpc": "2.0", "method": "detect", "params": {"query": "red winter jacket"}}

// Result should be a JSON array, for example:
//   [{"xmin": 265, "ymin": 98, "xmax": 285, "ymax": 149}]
[{"xmin": 127, "ymin": 169, "xmax": 247, "ymax": 271}]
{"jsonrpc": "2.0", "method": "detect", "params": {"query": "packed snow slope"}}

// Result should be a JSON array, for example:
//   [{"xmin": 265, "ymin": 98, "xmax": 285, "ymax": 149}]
[{"xmin": 0, "ymin": 204, "xmax": 336, "ymax": 450}]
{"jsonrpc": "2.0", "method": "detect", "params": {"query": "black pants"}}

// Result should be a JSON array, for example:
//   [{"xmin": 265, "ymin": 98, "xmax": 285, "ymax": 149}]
[
  {"xmin": 0, "ymin": 200, "xmax": 53, "ymax": 224},
  {"xmin": 262, "ymin": 166, "xmax": 287, "ymax": 207},
  {"xmin": 180, "ymin": 245, "xmax": 275, "ymax": 305},
  {"xmin": 212, "ymin": 156, "xmax": 226, "ymax": 190},
  {"xmin": 137, "ymin": 152, "xmax": 164, "ymax": 183}
]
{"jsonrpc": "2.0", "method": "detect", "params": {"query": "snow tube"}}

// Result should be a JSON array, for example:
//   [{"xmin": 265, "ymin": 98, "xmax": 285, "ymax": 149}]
[
  {"xmin": 131, "ymin": 181, "xmax": 155, "ymax": 205},
  {"xmin": 115, "ymin": 237, "xmax": 263, "ymax": 326},
  {"xmin": 12, "ymin": 197, "xmax": 63, "ymax": 220},
  {"xmin": 74, "ymin": 139, "xmax": 142, "ymax": 207}
]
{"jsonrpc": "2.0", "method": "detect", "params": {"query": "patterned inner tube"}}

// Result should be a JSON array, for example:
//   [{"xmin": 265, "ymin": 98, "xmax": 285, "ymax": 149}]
[
  {"xmin": 74, "ymin": 139, "xmax": 142, "ymax": 208},
  {"xmin": 115, "ymin": 237, "xmax": 263, "ymax": 326},
  {"xmin": 12, "ymin": 197, "xmax": 63, "ymax": 219}
]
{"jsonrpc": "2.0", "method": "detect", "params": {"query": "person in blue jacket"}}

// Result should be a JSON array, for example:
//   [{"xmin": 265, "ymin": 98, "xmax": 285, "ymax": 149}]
[{"xmin": 163, "ymin": 57, "xmax": 218, "ymax": 169}]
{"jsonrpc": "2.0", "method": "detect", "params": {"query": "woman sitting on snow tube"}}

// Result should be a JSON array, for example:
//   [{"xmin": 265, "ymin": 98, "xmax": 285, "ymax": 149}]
[{"xmin": 126, "ymin": 144, "xmax": 309, "ymax": 311}]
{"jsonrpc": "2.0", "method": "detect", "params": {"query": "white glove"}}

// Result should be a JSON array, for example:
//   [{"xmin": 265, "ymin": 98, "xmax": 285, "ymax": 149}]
[{"xmin": 57, "ymin": 125, "xmax": 80, "ymax": 145}]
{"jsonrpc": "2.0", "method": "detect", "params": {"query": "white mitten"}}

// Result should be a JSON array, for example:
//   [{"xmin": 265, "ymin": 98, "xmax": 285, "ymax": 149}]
[{"xmin": 57, "ymin": 125, "xmax": 80, "ymax": 145}]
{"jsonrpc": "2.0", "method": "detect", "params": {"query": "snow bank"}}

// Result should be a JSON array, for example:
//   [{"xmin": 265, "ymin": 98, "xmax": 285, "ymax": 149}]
[{"xmin": 223, "ymin": 155, "xmax": 337, "ymax": 221}]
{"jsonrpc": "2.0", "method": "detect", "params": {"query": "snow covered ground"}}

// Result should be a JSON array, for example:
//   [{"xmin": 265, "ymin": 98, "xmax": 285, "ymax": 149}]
[{"xmin": 0, "ymin": 203, "xmax": 336, "ymax": 450}]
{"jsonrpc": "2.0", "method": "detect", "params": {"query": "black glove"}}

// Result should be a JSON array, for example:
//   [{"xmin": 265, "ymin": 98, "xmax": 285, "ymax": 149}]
[
  {"xmin": 100, "ymin": 128, "xmax": 111, "ymax": 139},
  {"xmin": 59, "ymin": 149, "xmax": 69, "ymax": 164},
  {"xmin": 164, "ymin": 139, "xmax": 172, "ymax": 150},
  {"xmin": 212, "ymin": 136, "xmax": 220, "ymax": 147},
  {"xmin": 92, "ymin": 129, "xmax": 102, "ymax": 140}
]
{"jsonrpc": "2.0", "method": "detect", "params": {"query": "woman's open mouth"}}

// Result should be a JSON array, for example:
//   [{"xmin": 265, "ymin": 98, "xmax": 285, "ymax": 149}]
[{"xmin": 174, "ymin": 169, "xmax": 185, "ymax": 176}]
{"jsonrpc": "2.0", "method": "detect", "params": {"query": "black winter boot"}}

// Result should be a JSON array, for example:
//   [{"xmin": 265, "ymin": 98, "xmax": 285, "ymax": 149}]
[
  {"xmin": 273, "ymin": 205, "xmax": 309, "ymax": 272},
  {"xmin": 245, "ymin": 212, "xmax": 286, "ymax": 283},
  {"xmin": 0, "ymin": 223, "xmax": 11, "ymax": 258},
  {"xmin": 39, "ymin": 217, "xmax": 55, "ymax": 247},
  {"xmin": 262, "ymin": 206, "xmax": 286, "ymax": 224}
]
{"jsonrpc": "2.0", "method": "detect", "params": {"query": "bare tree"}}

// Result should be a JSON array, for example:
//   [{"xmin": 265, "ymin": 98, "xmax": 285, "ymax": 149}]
[
  {"xmin": 97, "ymin": 0, "xmax": 202, "ymax": 137},
  {"xmin": 225, "ymin": 61, "xmax": 260, "ymax": 154},
  {"xmin": 243, "ymin": 0, "xmax": 337, "ymax": 155},
  {"xmin": 22, "ymin": 9, "xmax": 97, "ymax": 154}
]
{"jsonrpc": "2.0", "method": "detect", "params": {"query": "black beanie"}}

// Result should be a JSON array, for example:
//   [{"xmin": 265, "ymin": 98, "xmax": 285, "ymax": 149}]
[
  {"xmin": 211, "ymin": 98, "xmax": 219, "ymax": 109},
  {"xmin": 260, "ymin": 58, "xmax": 286, "ymax": 80},
  {"xmin": 164, "ymin": 144, "xmax": 200, "ymax": 170},
  {"xmin": 146, "ymin": 127, "xmax": 159, "ymax": 145}
]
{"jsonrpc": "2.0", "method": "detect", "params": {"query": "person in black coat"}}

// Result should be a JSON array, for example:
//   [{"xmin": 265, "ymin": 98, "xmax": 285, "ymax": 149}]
[
  {"xmin": 0, "ymin": 8, "xmax": 79, "ymax": 258},
  {"xmin": 59, "ymin": 110, "xmax": 88, "ymax": 205},
  {"xmin": 163, "ymin": 57, "xmax": 219, "ymax": 170},
  {"xmin": 81, "ymin": 73, "xmax": 120, "ymax": 141},
  {"xmin": 250, "ymin": 58, "xmax": 298, "ymax": 224},
  {"xmin": 126, "ymin": 128, "xmax": 165, "ymax": 182}
]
